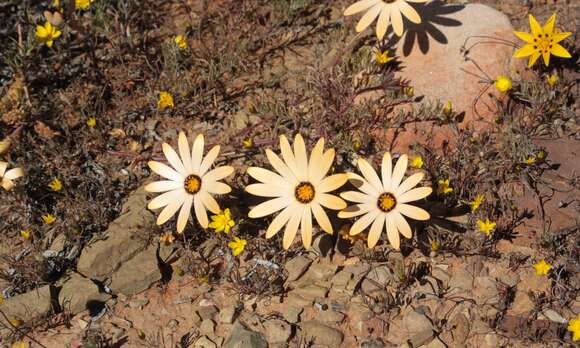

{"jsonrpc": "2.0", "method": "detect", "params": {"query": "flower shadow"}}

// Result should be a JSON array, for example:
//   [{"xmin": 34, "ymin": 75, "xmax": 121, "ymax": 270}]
[{"xmin": 387, "ymin": 0, "xmax": 465, "ymax": 56}]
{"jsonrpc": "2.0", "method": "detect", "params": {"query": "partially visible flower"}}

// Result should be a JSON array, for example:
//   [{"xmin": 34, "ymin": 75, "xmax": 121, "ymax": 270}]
[
  {"xmin": 0, "ymin": 138, "xmax": 11, "ymax": 155},
  {"xmin": 20, "ymin": 229, "xmax": 31, "ymax": 240},
  {"xmin": 174, "ymin": 35, "xmax": 187, "ymax": 49},
  {"xmin": 443, "ymin": 100, "xmax": 452, "ymax": 116},
  {"xmin": 339, "ymin": 224, "xmax": 365, "ymax": 244},
  {"xmin": 476, "ymin": 218, "xmax": 496, "ymax": 237},
  {"xmin": 48, "ymin": 178, "xmax": 62, "ymax": 192},
  {"xmin": 36, "ymin": 22, "xmax": 61, "ymax": 48},
  {"xmin": 9, "ymin": 318, "xmax": 23, "ymax": 328},
  {"xmin": 513, "ymin": 14, "xmax": 572, "ymax": 67},
  {"xmin": 145, "ymin": 132, "xmax": 234, "ymax": 233},
  {"xmin": 437, "ymin": 179, "xmax": 453, "ymax": 195},
  {"xmin": 42, "ymin": 214, "xmax": 57, "ymax": 224},
  {"xmin": 469, "ymin": 194, "xmax": 485, "ymax": 212},
  {"xmin": 87, "ymin": 117, "xmax": 97, "ymax": 128},
  {"xmin": 52, "ymin": 0, "xmax": 60, "ymax": 7},
  {"xmin": 159, "ymin": 232, "xmax": 175, "ymax": 245},
  {"xmin": 75, "ymin": 0, "xmax": 94, "ymax": 10},
  {"xmin": 173, "ymin": 265, "xmax": 185, "ymax": 276},
  {"xmin": 429, "ymin": 238, "xmax": 440, "ymax": 252},
  {"xmin": 209, "ymin": 208, "xmax": 235, "ymax": 233},
  {"xmin": 246, "ymin": 134, "xmax": 347, "ymax": 249},
  {"xmin": 567, "ymin": 313, "xmax": 580, "ymax": 341},
  {"xmin": 410, "ymin": 156, "xmax": 424, "ymax": 169},
  {"xmin": 157, "ymin": 91, "xmax": 174, "ymax": 110},
  {"xmin": 11, "ymin": 341, "xmax": 28, "ymax": 348},
  {"xmin": 0, "ymin": 162, "xmax": 24, "ymax": 191},
  {"xmin": 533, "ymin": 259, "xmax": 552, "ymax": 276},
  {"xmin": 242, "ymin": 138, "xmax": 253, "ymax": 149},
  {"xmin": 495, "ymin": 75, "xmax": 513, "ymax": 93},
  {"xmin": 352, "ymin": 139, "xmax": 362, "ymax": 151},
  {"xmin": 228, "ymin": 237, "xmax": 247, "ymax": 256},
  {"xmin": 524, "ymin": 156, "xmax": 536, "ymax": 165},
  {"xmin": 536, "ymin": 150, "xmax": 547, "ymax": 161},
  {"xmin": 374, "ymin": 49, "xmax": 394, "ymax": 64},
  {"xmin": 344, "ymin": 0, "xmax": 428, "ymax": 38},
  {"xmin": 404, "ymin": 86, "xmax": 414, "ymax": 98},
  {"xmin": 546, "ymin": 74, "xmax": 558, "ymax": 87},
  {"xmin": 339, "ymin": 153, "xmax": 432, "ymax": 249}
]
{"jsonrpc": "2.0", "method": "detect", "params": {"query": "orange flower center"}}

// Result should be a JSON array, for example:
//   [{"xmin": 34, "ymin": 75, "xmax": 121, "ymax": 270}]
[
  {"xmin": 533, "ymin": 34, "xmax": 553, "ymax": 54},
  {"xmin": 377, "ymin": 192, "xmax": 397, "ymax": 212},
  {"xmin": 184, "ymin": 175, "xmax": 202, "ymax": 194},
  {"xmin": 295, "ymin": 182, "xmax": 315, "ymax": 204}
]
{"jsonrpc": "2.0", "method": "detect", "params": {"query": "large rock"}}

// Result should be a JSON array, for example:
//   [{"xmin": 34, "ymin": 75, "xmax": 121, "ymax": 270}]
[
  {"xmin": 109, "ymin": 244, "xmax": 162, "ymax": 296},
  {"xmin": 77, "ymin": 188, "xmax": 154, "ymax": 280},
  {"xmin": 222, "ymin": 322, "xmax": 268, "ymax": 348},
  {"xmin": 0, "ymin": 285, "xmax": 54, "ymax": 327},
  {"xmin": 299, "ymin": 321, "xmax": 344, "ymax": 346},
  {"xmin": 59, "ymin": 273, "xmax": 111, "ymax": 314}
]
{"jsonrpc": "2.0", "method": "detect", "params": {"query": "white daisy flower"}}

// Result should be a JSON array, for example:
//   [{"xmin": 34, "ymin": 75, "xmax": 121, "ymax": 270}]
[
  {"xmin": 246, "ymin": 134, "xmax": 348, "ymax": 250},
  {"xmin": 339, "ymin": 153, "xmax": 432, "ymax": 249},
  {"xmin": 0, "ymin": 161, "xmax": 24, "ymax": 191},
  {"xmin": 344, "ymin": 0, "xmax": 427, "ymax": 38},
  {"xmin": 145, "ymin": 132, "xmax": 234, "ymax": 233}
]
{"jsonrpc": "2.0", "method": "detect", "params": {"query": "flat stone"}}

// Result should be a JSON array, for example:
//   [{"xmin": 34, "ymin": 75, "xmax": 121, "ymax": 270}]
[
  {"xmin": 223, "ymin": 322, "xmax": 267, "ymax": 348},
  {"xmin": 361, "ymin": 265, "xmax": 394, "ymax": 294},
  {"xmin": 284, "ymin": 293, "xmax": 313, "ymax": 308},
  {"xmin": 331, "ymin": 270, "xmax": 353, "ymax": 289},
  {"xmin": 448, "ymin": 267, "xmax": 474, "ymax": 292},
  {"xmin": 59, "ymin": 273, "xmax": 111, "ymax": 314},
  {"xmin": 403, "ymin": 309, "xmax": 434, "ymax": 335},
  {"xmin": 219, "ymin": 305, "xmax": 237, "ymax": 324},
  {"xmin": 320, "ymin": 310, "xmax": 345, "ymax": 323},
  {"xmin": 291, "ymin": 285, "xmax": 328, "ymax": 300},
  {"xmin": 0, "ymin": 285, "xmax": 54, "ymax": 328},
  {"xmin": 285, "ymin": 255, "xmax": 312, "ymax": 282},
  {"xmin": 197, "ymin": 305, "xmax": 219, "ymax": 320},
  {"xmin": 195, "ymin": 336, "xmax": 217, "ymax": 348},
  {"xmin": 283, "ymin": 306, "xmax": 303, "ymax": 323},
  {"xmin": 307, "ymin": 262, "xmax": 338, "ymax": 282},
  {"xmin": 473, "ymin": 276, "xmax": 499, "ymax": 305},
  {"xmin": 77, "ymin": 188, "xmax": 154, "ymax": 280},
  {"xmin": 263, "ymin": 319, "xmax": 292, "ymax": 344},
  {"xmin": 299, "ymin": 320, "xmax": 344, "ymax": 346},
  {"xmin": 109, "ymin": 244, "xmax": 161, "ymax": 296},
  {"xmin": 408, "ymin": 329, "xmax": 435, "ymax": 347},
  {"xmin": 200, "ymin": 319, "xmax": 216, "ymax": 336}
]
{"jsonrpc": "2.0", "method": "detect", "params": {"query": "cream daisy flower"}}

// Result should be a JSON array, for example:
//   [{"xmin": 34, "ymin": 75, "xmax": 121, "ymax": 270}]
[
  {"xmin": 339, "ymin": 153, "xmax": 431, "ymax": 249},
  {"xmin": 0, "ymin": 161, "xmax": 24, "ymax": 191},
  {"xmin": 145, "ymin": 132, "xmax": 234, "ymax": 233},
  {"xmin": 344, "ymin": 0, "xmax": 427, "ymax": 39},
  {"xmin": 246, "ymin": 134, "xmax": 348, "ymax": 249}
]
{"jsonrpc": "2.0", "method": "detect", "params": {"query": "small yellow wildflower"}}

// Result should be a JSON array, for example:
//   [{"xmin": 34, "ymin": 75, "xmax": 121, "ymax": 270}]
[
  {"xmin": 42, "ymin": 214, "xmax": 56, "ymax": 225},
  {"xmin": 536, "ymin": 150, "xmax": 547, "ymax": 161},
  {"xmin": 9, "ymin": 318, "xmax": 23, "ymax": 328},
  {"xmin": 48, "ymin": 178, "xmax": 62, "ymax": 192},
  {"xmin": 173, "ymin": 265, "xmax": 185, "ymax": 277},
  {"xmin": 228, "ymin": 237, "xmax": 247, "ymax": 256},
  {"xmin": 410, "ymin": 156, "xmax": 424, "ymax": 169},
  {"xmin": 404, "ymin": 86, "xmax": 415, "ymax": 98},
  {"xmin": 374, "ymin": 49, "xmax": 394, "ymax": 64},
  {"xmin": 242, "ymin": 138, "xmax": 253, "ymax": 149},
  {"xmin": 495, "ymin": 75, "xmax": 513, "ymax": 93},
  {"xmin": 52, "ymin": 0, "xmax": 60, "ymax": 7},
  {"xmin": 352, "ymin": 139, "xmax": 361, "ymax": 151},
  {"xmin": 11, "ymin": 341, "xmax": 28, "ymax": 348},
  {"xmin": 87, "ymin": 117, "xmax": 97, "ymax": 128},
  {"xmin": 159, "ymin": 233, "xmax": 175, "ymax": 245},
  {"xmin": 209, "ymin": 208, "xmax": 235, "ymax": 234},
  {"xmin": 524, "ymin": 156, "xmax": 536, "ymax": 165},
  {"xmin": 469, "ymin": 194, "xmax": 485, "ymax": 212},
  {"xmin": 443, "ymin": 101, "xmax": 453, "ymax": 116},
  {"xmin": 137, "ymin": 329, "xmax": 146, "ymax": 340},
  {"xmin": 430, "ymin": 238, "xmax": 440, "ymax": 252},
  {"xmin": 20, "ymin": 230, "xmax": 31, "ymax": 240},
  {"xmin": 75, "ymin": 0, "xmax": 93, "ymax": 10},
  {"xmin": 476, "ymin": 218, "xmax": 496, "ymax": 237},
  {"xmin": 174, "ymin": 35, "xmax": 187, "ymax": 49},
  {"xmin": 35, "ymin": 22, "xmax": 62, "ymax": 48},
  {"xmin": 567, "ymin": 313, "xmax": 580, "ymax": 341},
  {"xmin": 546, "ymin": 74, "xmax": 558, "ymax": 87},
  {"xmin": 437, "ymin": 179, "xmax": 453, "ymax": 195},
  {"xmin": 157, "ymin": 91, "xmax": 174, "ymax": 110},
  {"xmin": 533, "ymin": 259, "xmax": 552, "ymax": 276}
]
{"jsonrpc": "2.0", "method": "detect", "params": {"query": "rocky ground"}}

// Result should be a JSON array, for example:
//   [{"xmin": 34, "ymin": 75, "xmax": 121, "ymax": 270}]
[{"xmin": 0, "ymin": 0, "xmax": 578, "ymax": 347}]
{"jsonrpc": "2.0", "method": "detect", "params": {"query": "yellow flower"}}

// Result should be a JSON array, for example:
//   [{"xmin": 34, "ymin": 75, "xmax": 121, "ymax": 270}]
[
  {"xmin": 567, "ymin": 313, "xmax": 580, "ymax": 341},
  {"xmin": 524, "ymin": 156, "xmax": 536, "ymax": 165},
  {"xmin": 208, "ymin": 208, "xmax": 235, "ymax": 234},
  {"xmin": 48, "ymin": 178, "xmax": 62, "ymax": 192},
  {"xmin": 228, "ymin": 237, "xmax": 247, "ymax": 256},
  {"xmin": 157, "ymin": 91, "xmax": 174, "ymax": 110},
  {"xmin": 495, "ymin": 75, "xmax": 512, "ymax": 93},
  {"xmin": 352, "ymin": 139, "xmax": 361, "ymax": 151},
  {"xmin": 174, "ymin": 35, "xmax": 187, "ymax": 49},
  {"xmin": 404, "ymin": 86, "xmax": 414, "ymax": 98},
  {"xmin": 159, "ymin": 232, "xmax": 175, "ymax": 244},
  {"xmin": 533, "ymin": 259, "xmax": 552, "ymax": 276},
  {"xmin": 429, "ymin": 238, "xmax": 440, "ymax": 252},
  {"xmin": 75, "ymin": 0, "xmax": 93, "ymax": 10},
  {"xmin": 513, "ymin": 14, "xmax": 572, "ymax": 67},
  {"xmin": 42, "ymin": 214, "xmax": 56, "ymax": 225},
  {"xmin": 35, "ymin": 21, "xmax": 62, "ymax": 48},
  {"xmin": 20, "ymin": 229, "xmax": 31, "ymax": 240},
  {"xmin": 11, "ymin": 341, "xmax": 28, "ymax": 348},
  {"xmin": 546, "ymin": 74, "xmax": 558, "ymax": 87},
  {"xmin": 9, "ymin": 318, "xmax": 23, "ymax": 328},
  {"xmin": 437, "ymin": 179, "xmax": 453, "ymax": 195},
  {"xmin": 87, "ymin": 117, "xmax": 96, "ymax": 128},
  {"xmin": 173, "ymin": 265, "xmax": 184, "ymax": 276},
  {"xmin": 242, "ymin": 138, "xmax": 253, "ymax": 149},
  {"xmin": 1, "ymin": 161, "xmax": 24, "ymax": 191},
  {"xmin": 53, "ymin": 0, "xmax": 60, "ymax": 7},
  {"xmin": 410, "ymin": 156, "xmax": 424, "ymax": 169},
  {"xmin": 443, "ymin": 101, "xmax": 452, "ymax": 116},
  {"xmin": 374, "ymin": 49, "xmax": 394, "ymax": 64},
  {"xmin": 476, "ymin": 218, "xmax": 496, "ymax": 237},
  {"xmin": 469, "ymin": 194, "xmax": 484, "ymax": 212}
]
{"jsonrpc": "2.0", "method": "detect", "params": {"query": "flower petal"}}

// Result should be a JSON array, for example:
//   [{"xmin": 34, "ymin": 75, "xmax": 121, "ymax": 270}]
[
  {"xmin": 550, "ymin": 44, "xmax": 571, "ymax": 58},
  {"xmin": 199, "ymin": 190, "xmax": 221, "ymax": 214},
  {"xmin": 399, "ymin": 1, "xmax": 421, "ymax": 24},
  {"xmin": 194, "ymin": 195, "xmax": 209, "ymax": 228},
  {"xmin": 293, "ymin": 134, "xmax": 308, "ymax": 177},
  {"xmin": 149, "ymin": 161, "xmax": 183, "ymax": 182},
  {"xmin": 341, "ymin": 191, "xmax": 375, "ymax": 204},
  {"xmin": 248, "ymin": 196, "xmax": 292, "ymax": 218},
  {"xmin": 266, "ymin": 149, "xmax": 297, "ymax": 184},
  {"xmin": 199, "ymin": 145, "xmax": 220, "ymax": 176},
  {"xmin": 528, "ymin": 51, "xmax": 541, "ymax": 67},
  {"xmin": 176, "ymin": 195, "xmax": 193, "ymax": 233},
  {"xmin": 245, "ymin": 183, "xmax": 288, "ymax": 197},
  {"xmin": 541, "ymin": 50, "xmax": 551, "ymax": 66},
  {"xmin": 266, "ymin": 203, "xmax": 296, "ymax": 238},
  {"xmin": 398, "ymin": 203, "xmax": 430, "ymax": 221},
  {"xmin": 191, "ymin": 134, "xmax": 204, "ymax": 173},
  {"xmin": 283, "ymin": 206, "xmax": 302, "ymax": 249},
  {"xmin": 3, "ymin": 167, "xmax": 23, "ymax": 180},
  {"xmin": 178, "ymin": 132, "xmax": 192, "ymax": 172},
  {"xmin": 0, "ymin": 161, "xmax": 7, "ymax": 177},
  {"xmin": 308, "ymin": 138, "xmax": 324, "ymax": 178},
  {"xmin": 344, "ymin": 0, "xmax": 380, "ymax": 16},
  {"xmin": 279, "ymin": 135, "xmax": 300, "ymax": 179},
  {"xmin": 381, "ymin": 152, "xmax": 393, "ymax": 191},
  {"xmin": 390, "ymin": 154, "xmax": 408, "ymax": 191},
  {"xmin": 338, "ymin": 203, "xmax": 374, "ymax": 219},
  {"xmin": 396, "ymin": 172, "xmax": 425, "ymax": 195},
  {"xmin": 162, "ymin": 143, "xmax": 186, "ymax": 175},
  {"xmin": 310, "ymin": 148, "xmax": 335, "ymax": 184},
  {"xmin": 398, "ymin": 187, "xmax": 432, "ymax": 203},
  {"xmin": 348, "ymin": 173, "xmax": 379, "ymax": 196},
  {"xmin": 385, "ymin": 214, "xmax": 400, "ymax": 249},
  {"xmin": 551, "ymin": 31, "xmax": 571, "ymax": 44},
  {"xmin": 514, "ymin": 44, "xmax": 536, "ymax": 58},
  {"xmin": 376, "ymin": 5, "xmax": 391, "ymax": 40},
  {"xmin": 367, "ymin": 213, "xmax": 385, "ymax": 248},
  {"xmin": 148, "ymin": 189, "xmax": 186, "ymax": 210},
  {"xmin": 390, "ymin": 4, "xmax": 404, "ymax": 36},
  {"xmin": 318, "ymin": 174, "xmax": 348, "ymax": 193},
  {"xmin": 301, "ymin": 206, "xmax": 313, "ymax": 249},
  {"xmin": 350, "ymin": 210, "xmax": 380, "ymax": 236},
  {"xmin": 247, "ymin": 167, "xmax": 289, "ymax": 187},
  {"xmin": 157, "ymin": 198, "xmax": 184, "ymax": 225},
  {"xmin": 513, "ymin": 31, "xmax": 535, "ymax": 43},
  {"xmin": 203, "ymin": 181, "xmax": 231, "ymax": 195},
  {"xmin": 392, "ymin": 211, "xmax": 412, "ymax": 239},
  {"xmin": 529, "ymin": 14, "xmax": 542, "ymax": 37},
  {"xmin": 358, "ymin": 158, "xmax": 383, "ymax": 193},
  {"xmin": 356, "ymin": 3, "xmax": 383, "ymax": 33},
  {"xmin": 311, "ymin": 202, "xmax": 333, "ymax": 234},
  {"xmin": 542, "ymin": 13, "xmax": 556, "ymax": 34},
  {"xmin": 317, "ymin": 193, "xmax": 347, "ymax": 210},
  {"xmin": 145, "ymin": 180, "xmax": 182, "ymax": 193},
  {"xmin": 203, "ymin": 166, "xmax": 234, "ymax": 183}
]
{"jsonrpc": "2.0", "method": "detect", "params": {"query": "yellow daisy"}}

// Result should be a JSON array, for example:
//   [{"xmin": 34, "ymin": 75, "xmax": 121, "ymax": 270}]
[
  {"xmin": 339, "ymin": 153, "xmax": 432, "ymax": 249},
  {"xmin": 145, "ymin": 132, "xmax": 234, "ymax": 233},
  {"xmin": 513, "ymin": 14, "xmax": 572, "ymax": 67},
  {"xmin": 35, "ymin": 21, "xmax": 61, "ymax": 48},
  {"xmin": 0, "ymin": 161, "xmax": 24, "ymax": 191},
  {"xmin": 246, "ymin": 134, "xmax": 348, "ymax": 249},
  {"xmin": 344, "ymin": 0, "xmax": 428, "ymax": 39}
]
